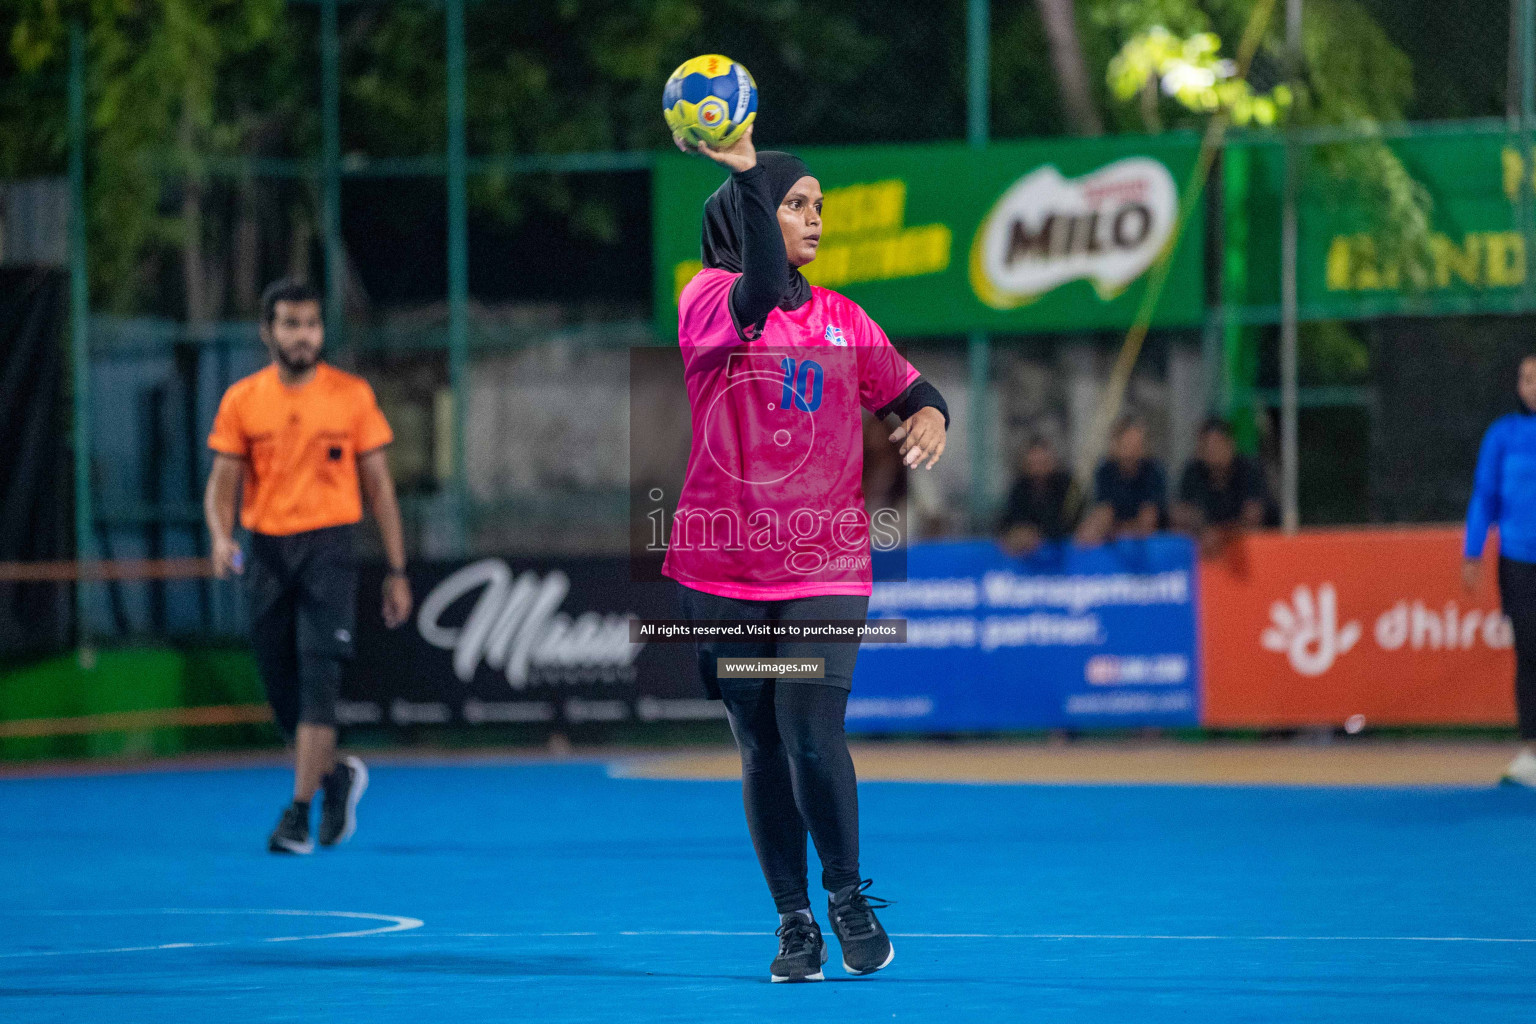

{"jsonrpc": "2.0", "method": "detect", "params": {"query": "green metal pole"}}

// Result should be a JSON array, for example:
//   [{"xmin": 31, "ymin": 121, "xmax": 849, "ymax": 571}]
[
  {"xmin": 68, "ymin": 21, "xmax": 94, "ymax": 647},
  {"xmin": 1522, "ymin": 0, "xmax": 1535, "ymax": 312},
  {"xmin": 967, "ymin": 0, "xmax": 989, "ymax": 148},
  {"xmin": 966, "ymin": 0, "xmax": 991, "ymax": 531},
  {"xmin": 1524, "ymin": 0, "xmax": 1534, "ymax": 160},
  {"xmin": 446, "ymin": 0, "xmax": 469, "ymax": 553},
  {"xmin": 1220, "ymin": 144, "xmax": 1259, "ymax": 454},
  {"xmin": 1279, "ymin": 0, "xmax": 1302, "ymax": 533},
  {"xmin": 321, "ymin": 0, "xmax": 344, "ymax": 349},
  {"xmin": 966, "ymin": 333, "xmax": 990, "ymax": 529}
]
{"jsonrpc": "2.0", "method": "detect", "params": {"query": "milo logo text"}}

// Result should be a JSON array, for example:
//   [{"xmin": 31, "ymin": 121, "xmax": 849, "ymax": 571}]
[{"xmin": 969, "ymin": 158, "xmax": 1177, "ymax": 309}]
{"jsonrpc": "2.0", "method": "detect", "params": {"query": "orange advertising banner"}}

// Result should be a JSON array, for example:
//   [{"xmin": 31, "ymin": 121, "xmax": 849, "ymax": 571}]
[{"xmin": 1200, "ymin": 527, "xmax": 1515, "ymax": 728}]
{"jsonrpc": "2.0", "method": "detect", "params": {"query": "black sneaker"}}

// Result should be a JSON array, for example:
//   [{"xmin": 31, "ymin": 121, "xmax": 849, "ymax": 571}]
[
  {"xmin": 318, "ymin": 755, "xmax": 369, "ymax": 847},
  {"xmin": 827, "ymin": 880, "xmax": 894, "ymax": 975},
  {"xmin": 268, "ymin": 803, "xmax": 313, "ymax": 855},
  {"xmin": 770, "ymin": 913, "xmax": 827, "ymax": 983}
]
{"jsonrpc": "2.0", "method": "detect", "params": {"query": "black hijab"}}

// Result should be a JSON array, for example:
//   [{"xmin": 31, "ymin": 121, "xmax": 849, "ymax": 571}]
[{"xmin": 700, "ymin": 150, "xmax": 814, "ymax": 311}]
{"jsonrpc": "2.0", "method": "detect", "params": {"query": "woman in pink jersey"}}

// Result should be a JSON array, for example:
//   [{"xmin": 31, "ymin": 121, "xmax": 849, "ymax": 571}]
[{"xmin": 664, "ymin": 126, "xmax": 949, "ymax": 982}]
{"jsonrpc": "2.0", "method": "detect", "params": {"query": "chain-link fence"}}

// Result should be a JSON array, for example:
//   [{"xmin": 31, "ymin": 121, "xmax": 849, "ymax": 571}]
[{"xmin": 6, "ymin": 0, "xmax": 1535, "ymax": 649}]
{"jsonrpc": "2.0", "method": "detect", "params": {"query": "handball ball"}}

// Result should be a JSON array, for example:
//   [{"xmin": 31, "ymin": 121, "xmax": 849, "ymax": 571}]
[{"xmin": 663, "ymin": 54, "xmax": 758, "ymax": 149}]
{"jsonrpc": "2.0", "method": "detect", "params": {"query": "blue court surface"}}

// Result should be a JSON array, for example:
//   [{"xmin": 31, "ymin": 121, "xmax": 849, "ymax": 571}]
[{"xmin": 4, "ymin": 759, "xmax": 1536, "ymax": 1023}]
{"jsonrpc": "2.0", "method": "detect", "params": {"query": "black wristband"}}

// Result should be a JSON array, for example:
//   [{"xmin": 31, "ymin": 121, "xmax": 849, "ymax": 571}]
[
  {"xmin": 385, "ymin": 567, "xmax": 407, "ymax": 579},
  {"xmin": 877, "ymin": 377, "xmax": 950, "ymax": 428}
]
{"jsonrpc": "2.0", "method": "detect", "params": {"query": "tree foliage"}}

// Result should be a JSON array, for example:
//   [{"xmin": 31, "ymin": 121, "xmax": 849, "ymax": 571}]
[
  {"xmin": 0, "ymin": 0, "xmax": 1441, "ymax": 321},
  {"xmin": 1092, "ymin": 0, "xmax": 1433, "ymax": 385}
]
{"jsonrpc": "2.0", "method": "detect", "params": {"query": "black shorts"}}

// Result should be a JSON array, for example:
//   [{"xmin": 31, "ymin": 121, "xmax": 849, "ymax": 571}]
[
  {"xmin": 675, "ymin": 583, "xmax": 870, "ymax": 700},
  {"xmin": 247, "ymin": 525, "xmax": 357, "ymax": 732}
]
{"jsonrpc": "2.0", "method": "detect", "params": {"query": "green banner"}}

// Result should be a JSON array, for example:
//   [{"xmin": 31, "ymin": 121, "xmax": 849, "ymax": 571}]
[
  {"xmin": 653, "ymin": 135, "xmax": 1206, "ymax": 338},
  {"xmin": 1230, "ymin": 123, "xmax": 1536, "ymax": 320}
]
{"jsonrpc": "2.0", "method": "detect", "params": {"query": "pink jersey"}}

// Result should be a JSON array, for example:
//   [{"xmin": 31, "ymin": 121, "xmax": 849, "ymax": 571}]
[{"xmin": 662, "ymin": 267, "xmax": 920, "ymax": 600}]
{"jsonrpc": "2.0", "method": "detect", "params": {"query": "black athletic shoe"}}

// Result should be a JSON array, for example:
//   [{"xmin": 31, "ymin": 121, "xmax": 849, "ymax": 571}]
[
  {"xmin": 318, "ymin": 755, "xmax": 369, "ymax": 847},
  {"xmin": 827, "ymin": 880, "xmax": 894, "ymax": 975},
  {"xmin": 267, "ymin": 803, "xmax": 313, "ymax": 855},
  {"xmin": 770, "ymin": 914, "xmax": 827, "ymax": 983}
]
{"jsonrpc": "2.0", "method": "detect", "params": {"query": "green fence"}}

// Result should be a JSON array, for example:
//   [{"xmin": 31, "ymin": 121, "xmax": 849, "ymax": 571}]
[{"xmin": 38, "ymin": 0, "xmax": 1536, "ymax": 655}]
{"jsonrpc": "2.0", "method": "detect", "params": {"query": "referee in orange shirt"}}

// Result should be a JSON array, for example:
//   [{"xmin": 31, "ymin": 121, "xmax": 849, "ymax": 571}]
[{"xmin": 203, "ymin": 279, "xmax": 412, "ymax": 854}]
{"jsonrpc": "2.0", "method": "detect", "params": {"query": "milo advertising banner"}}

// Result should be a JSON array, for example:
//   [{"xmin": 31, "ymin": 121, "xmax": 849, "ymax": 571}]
[{"xmin": 652, "ymin": 135, "xmax": 1206, "ymax": 337}]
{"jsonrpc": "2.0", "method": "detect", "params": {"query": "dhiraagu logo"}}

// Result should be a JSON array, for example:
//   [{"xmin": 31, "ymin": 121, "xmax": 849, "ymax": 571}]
[
  {"xmin": 1261, "ymin": 584, "xmax": 1361, "ymax": 678},
  {"xmin": 969, "ymin": 157, "xmax": 1178, "ymax": 309}
]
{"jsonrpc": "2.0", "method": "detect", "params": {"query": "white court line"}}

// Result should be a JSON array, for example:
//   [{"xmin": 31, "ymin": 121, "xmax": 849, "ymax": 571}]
[
  {"xmin": 0, "ymin": 909, "xmax": 423, "ymax": 960},
  {"xmin": 454, "ymin": 932, "xmax": 600, "ymax": 938},
  {"xmin": 442, "ymin": 930, "xmax": 1536, "ymax": 944},
  {"xmin": 622, "ymin": 930, "xmax": 772, "ymax": 937}
]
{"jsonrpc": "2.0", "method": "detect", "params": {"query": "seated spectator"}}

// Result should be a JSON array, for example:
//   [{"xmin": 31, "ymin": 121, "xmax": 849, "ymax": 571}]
[
  {"xmin": 998, "ymin": 437, "xmax": 1081, "ymax": 557},
  {"xmin": 1172, "ymin": 417, "xmax": 1266, "ymax": 556},
  {"xmin": 1076, "ymin": 415, "xmax": 1166, "ymax": 545}
]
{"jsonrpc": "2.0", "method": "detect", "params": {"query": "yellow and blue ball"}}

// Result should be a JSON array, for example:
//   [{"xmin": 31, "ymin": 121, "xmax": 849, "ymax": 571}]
[{"xmin": 663, "ymin": 55, "xmax": 758, "ymax": 149}]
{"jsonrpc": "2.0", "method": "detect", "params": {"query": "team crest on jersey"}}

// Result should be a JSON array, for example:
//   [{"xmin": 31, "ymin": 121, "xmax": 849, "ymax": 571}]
[{"xmin": 824, "ymin": 324, "xmax": 847, "ymax": 346}]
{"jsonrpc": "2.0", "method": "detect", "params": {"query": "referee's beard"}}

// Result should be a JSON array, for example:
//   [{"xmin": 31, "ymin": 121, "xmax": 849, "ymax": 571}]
[{"xmin": 275, "ymin": 344, "xmax": 322, "ymax": 374}]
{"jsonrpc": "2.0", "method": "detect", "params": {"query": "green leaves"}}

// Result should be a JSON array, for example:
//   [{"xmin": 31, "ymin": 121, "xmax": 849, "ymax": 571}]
[
  {"xmin": 1108, "ymin": 27, "xmax": 1295, "ymax": 127},
  {"xmin": 0, "ymin": 0, "xmax": 1439, "ymax": 318}
]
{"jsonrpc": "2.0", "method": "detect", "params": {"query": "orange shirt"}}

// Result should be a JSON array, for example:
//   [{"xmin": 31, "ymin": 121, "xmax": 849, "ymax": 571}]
[{"xmin": 208, "ymin": 363, "xmax": 394, "ymax": 537}]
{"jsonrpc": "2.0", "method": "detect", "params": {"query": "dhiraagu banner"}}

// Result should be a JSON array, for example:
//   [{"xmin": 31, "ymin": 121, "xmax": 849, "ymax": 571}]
[{"xmin": 652, "ymin": 135, "xmax": 1206, "ymax": 337}]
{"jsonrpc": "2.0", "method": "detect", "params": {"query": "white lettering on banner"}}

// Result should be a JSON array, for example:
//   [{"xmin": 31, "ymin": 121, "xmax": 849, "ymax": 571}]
[
  {"xmin": 869, "ymin": 578, "xmax": 980, "ymax": 611},
  {"xmin": 902, "ymin": 617, "xmax": 979, "ymax": 648},
  {"xmin": 981, "ymin": 614, "xmax": 1103, "ymax": 649},
  {"xmin": 981, "ymin": 570, "xmax": 1189, "ymax": 612},
  {"xmin": 871, "ymin": 568, "xmax": 1184, "ymax": 650},
  {"xmin": 635, "ymin": 697, "xmax": 730, "ymax": 721},
  {"xmin": 970, "ymin": 158, "xmax": 1178, "ymax": 309},
  {"xmin": 416, "ymin": 560, "xmax": 644, "ymax": 688},
  {"xmin": 846, "ymin": 696, "xmax": 936, "ymax": 720},
  {"xmin": 1085, "ymin": 654, "xmax": 1190, "ymax": 686},
  {"xmin": 564, "ymin": 698, "xmax": 629, "ymax": 724},
  {"xmin": 1374, "ymin": 601, "xmax": 1514, "ymax": 651},
  {"xmin": 335, "ymin": 700, "xmax": 382, "ymax": 726},
  {"xmin": 462, "ymin": 699, "xmax": 556, "ymax": 724},
  {"xmin": 390, "ymin": 699, "xmax": 452, "ymax": 725},
  {"xmin": 873, "ymin": 571, "xmax": 1189, "ymax": 615},
  {"xmin": 1065, "ymin": 691, "xmax": 1194, "ymax": 715},
  {"xmin": 1260, "ymin": 582, "xmax": 1512, "ymax": 677},
  {"xmin": 889, "ymin": 614, "xmax": 1105, "ymax": 649}
]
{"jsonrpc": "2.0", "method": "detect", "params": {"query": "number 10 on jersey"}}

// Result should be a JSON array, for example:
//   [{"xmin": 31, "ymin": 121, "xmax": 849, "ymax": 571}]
[{"xmin": 779, "ymin": 357, "xmax": 823, "ymax": 413}]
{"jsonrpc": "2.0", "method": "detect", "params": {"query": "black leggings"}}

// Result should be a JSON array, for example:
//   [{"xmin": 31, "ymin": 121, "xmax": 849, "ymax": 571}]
[
  {"xmin": 676, "ymin": 585, "xmax": 867, "ymax": 913},
  {"xmin": 1499, "ymin": 557, "xmax": 1536, "ymax": 740},
  {"xmin": 723, "ymin": 681, "xmax": 861, "ymax": 913}
]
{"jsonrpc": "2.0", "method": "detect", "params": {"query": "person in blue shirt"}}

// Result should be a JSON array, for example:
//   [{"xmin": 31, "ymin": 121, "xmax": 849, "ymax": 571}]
[{"xmin": 1464, "ymin": 354, "xmax": 1536, "ymax": 786}]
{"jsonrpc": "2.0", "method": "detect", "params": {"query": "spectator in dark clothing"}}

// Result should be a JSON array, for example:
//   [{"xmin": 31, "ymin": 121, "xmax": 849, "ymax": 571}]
[
  {"xmin": 1077, "ymin": 415, "xmax": 1166, "ymax": 545},
  {"xmin": 1173, "ymin": 417, "xmax": 1266, "ymax": 556},
  {"xmin": 998, "ymin": 437, "xmax": 1081, "ymax": 557}
]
